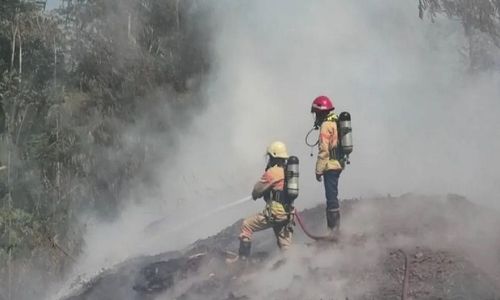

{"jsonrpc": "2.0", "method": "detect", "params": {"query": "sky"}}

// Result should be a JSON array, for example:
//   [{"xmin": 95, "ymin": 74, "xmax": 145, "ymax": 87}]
[{"xmin": 46, "ymin": 0, "xmax": 60, "ymax": 10}]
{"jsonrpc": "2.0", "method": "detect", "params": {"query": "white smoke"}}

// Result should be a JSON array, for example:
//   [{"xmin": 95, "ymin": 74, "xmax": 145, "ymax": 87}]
[
  {"xmin": 50, "ymin": 0, "xmax": 500, "ymax": 298},
  {"xmin": 206, "ymin": 0, "xmax": 500, "ymax": 205}
]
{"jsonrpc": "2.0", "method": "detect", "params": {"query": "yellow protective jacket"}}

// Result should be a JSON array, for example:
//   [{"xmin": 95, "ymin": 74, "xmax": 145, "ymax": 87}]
[
  {"xmin": 252, "ymin": 165, "xmax": 288, "ymax": 219},
  {"xmin": 316, "ymin": 112, "xmax": 343, "ymax": 174}
]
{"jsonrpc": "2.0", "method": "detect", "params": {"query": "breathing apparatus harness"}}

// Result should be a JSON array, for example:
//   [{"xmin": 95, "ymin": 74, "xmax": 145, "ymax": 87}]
[
  {"xmin": 305, "ymin": 112, "xmax": 337, "ymax": 156},
  {"xmin": 263, "ymin": 158, "xmax": 287, "ymax": 207},
  {"xmin": 263, "ymin": 156, "xmax": 300, "ymax": 224},
  {"xmin": 305, "ymin": 111, "xmax": 353, "ymax": 166}
]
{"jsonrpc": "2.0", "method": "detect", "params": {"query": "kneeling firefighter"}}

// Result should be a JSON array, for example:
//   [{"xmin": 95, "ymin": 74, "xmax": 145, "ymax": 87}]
[
  {"xmin": 231, "ymin": 141, "xmax": 299, "ymax": 262},
  {"xmin": 310, "ymin": 95, "xmax": 352, "ymax": 235}
]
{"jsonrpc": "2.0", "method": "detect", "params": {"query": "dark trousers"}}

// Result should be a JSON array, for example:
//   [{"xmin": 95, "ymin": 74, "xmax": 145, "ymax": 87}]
[{"xmin": 324, "ymin": 170, "xmax": 341, "ymax": 210}]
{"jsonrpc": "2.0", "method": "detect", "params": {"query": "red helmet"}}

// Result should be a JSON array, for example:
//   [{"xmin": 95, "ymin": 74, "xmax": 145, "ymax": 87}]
[{"xmin": 311, "ymin": 96, "xmax": 334, "ymax": 113}]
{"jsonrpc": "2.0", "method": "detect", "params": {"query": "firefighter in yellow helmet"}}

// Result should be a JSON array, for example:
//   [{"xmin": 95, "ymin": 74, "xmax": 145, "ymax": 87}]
[{"xmin": 229, "ymin": 141, "xmax": 294, "ymax": 263}]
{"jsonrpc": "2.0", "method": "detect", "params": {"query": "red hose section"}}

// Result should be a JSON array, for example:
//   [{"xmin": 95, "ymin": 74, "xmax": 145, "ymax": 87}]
[
  {"xmin": 294, "ymin": 209, "xmax": 409, "ymax": 300},
  {"xmin": 293, "ymin": 209, "xmax": 337, "ymax": 242}
]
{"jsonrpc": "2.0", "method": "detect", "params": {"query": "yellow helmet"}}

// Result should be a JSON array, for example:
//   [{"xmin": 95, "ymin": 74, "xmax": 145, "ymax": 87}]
[{"xmin": 267, "ymin": 141, "xmax": 289, "ymax": 159}]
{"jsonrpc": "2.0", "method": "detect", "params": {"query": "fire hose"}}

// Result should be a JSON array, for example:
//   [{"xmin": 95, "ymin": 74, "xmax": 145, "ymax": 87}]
[
  {"xmin": 397, "ymin": 249, "xmax": 409, "ymax": 300},
  {"xmin": 293, "ymin": 209, "xmax": 338, "ymax": 242},
  {"xmin": 294, "ymin": 209, "xmax": 409, "ymax": 300}
]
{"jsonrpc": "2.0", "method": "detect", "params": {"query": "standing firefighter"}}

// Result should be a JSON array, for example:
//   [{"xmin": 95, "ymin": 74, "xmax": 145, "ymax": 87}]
[
  {"xmin": 311, "ymin": 95, "xmax": 343, "ymax": 235},
  {"xmin": 229, "ymin": 141, "xmax": 296, "ymax": 263}
]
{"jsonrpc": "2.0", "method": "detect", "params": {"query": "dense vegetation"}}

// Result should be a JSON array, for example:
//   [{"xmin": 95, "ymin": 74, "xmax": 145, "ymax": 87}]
[
  {"xmin": 0, "ymin": 0, "xmax": 498, "ymax": 299},
  {"xmin": 0, "ymin": 0, "xmax": 209, "ymax": 298}
]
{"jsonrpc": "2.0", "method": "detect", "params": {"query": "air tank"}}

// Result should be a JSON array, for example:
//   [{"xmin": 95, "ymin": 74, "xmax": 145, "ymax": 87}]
[
  {"xmin": 286, "ymin": 156, "xmax": 299, "ymax": 201},
  {"xmin": 339, "ymin": 112, "xmax": 353, "ymax": 159}
]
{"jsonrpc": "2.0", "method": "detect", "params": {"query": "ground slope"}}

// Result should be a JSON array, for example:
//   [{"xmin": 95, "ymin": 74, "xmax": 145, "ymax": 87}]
[{"xmin": 60, "ymin": 194, "xmax": 500, "ymax": 300}]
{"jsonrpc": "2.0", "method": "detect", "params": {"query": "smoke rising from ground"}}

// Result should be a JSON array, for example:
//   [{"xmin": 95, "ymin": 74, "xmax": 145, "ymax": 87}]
[
  {"xmin": 50, "ymin": 0, "xmax": 500, "ymax": 299},
  {"xmin": 205, "ymin": 0, "xmax": 500, "ymax": 205}
]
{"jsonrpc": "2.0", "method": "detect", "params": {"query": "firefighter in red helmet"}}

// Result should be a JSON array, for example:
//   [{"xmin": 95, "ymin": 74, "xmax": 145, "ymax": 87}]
[{"xmin": 311, "ymin": 96, "xmax": 343, "ymax": 235}]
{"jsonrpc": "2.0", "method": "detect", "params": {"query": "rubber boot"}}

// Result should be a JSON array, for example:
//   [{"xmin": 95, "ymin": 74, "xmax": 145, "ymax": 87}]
[
  {"xmin": 238, "ymin": 239, "xmax": 251, "ymax": 260},
  {"xmin": 326, "ymin": 209, "xmax": 340, "ymax": 235},
  {"xmin": 226, "ymin": 239, "xmax": 251, "ymax": 264}
]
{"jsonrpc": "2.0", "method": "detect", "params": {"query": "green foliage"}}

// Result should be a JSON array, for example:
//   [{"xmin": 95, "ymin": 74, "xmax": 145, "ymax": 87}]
[
  {"xmin": 0, "ymin": 207, "xmax": 42, "ymax": 258},
  {"xmin": 0, "ymin": 0, "xmax": 210, "ymax": 297}
]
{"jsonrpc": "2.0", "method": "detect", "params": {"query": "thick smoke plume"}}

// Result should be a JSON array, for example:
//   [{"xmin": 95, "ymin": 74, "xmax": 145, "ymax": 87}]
[{"xmin": 49, "ymin": 0, "xmax": 500, "ymax": 299}]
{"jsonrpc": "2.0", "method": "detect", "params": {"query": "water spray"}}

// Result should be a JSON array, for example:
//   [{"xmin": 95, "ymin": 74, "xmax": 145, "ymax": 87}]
[
  {"xmin": 164, "ymin": 196, "xmax": 252, "ymax": 234},
  {"xmin": 144, "ymin": 196, "xmax": 252, "ymax": 234}
]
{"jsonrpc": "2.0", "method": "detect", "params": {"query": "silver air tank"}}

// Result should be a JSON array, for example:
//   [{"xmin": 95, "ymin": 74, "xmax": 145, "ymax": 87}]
[
  {"xmin": 339, "ymin": 112, "xmax": 353, "ymax": 164},
  {"xmin": 286, "ymin": 156, "xmax": 299, "ymax": 201}
]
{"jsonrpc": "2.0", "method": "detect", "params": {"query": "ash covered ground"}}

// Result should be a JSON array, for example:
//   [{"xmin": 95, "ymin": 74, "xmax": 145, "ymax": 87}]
[{"xmin": 60, "ymin": 194, "xmax": 500, "ymax": 300}]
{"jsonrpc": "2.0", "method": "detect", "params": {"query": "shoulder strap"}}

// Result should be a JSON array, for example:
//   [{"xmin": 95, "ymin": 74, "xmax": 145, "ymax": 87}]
[{"xmin": 325, "ymin": 112, "xmax": 338, "ymax": 123}]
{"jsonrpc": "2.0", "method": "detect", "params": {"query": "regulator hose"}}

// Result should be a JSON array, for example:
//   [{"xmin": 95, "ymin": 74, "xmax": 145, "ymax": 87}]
[
  {"xmin": 305, "ymin": 127, "xmax": 319, "ymax": 147},
  {"xmin": 305, "ymin": 127, "xmax": 319, "ymax": 157}
]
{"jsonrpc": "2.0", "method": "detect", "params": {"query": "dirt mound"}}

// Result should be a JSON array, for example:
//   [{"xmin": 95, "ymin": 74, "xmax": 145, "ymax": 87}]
[{"xmin": 60, "ymin": 194, "xmax": 500, "ymax": 300}]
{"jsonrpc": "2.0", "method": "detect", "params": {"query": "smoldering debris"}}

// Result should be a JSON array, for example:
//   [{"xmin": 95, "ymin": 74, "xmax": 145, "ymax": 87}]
[{"xmin": 58, "ymin": 194, "xmax": 500, "ymax": 300}]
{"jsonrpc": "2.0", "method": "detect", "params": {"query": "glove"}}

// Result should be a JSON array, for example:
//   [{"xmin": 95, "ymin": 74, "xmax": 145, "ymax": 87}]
[{"xmin": 316, "ymin": 173, "xmax": 323, "ymax": 182}]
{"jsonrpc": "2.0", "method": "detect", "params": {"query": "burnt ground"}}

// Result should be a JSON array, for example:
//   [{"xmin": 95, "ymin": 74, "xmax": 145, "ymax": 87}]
[{"xmin": 59, "ymin": 194, "xmax": 500, "ymax": 300}]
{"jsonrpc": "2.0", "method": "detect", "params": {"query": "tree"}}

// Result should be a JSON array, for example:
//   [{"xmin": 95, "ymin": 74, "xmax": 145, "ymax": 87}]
[
  {"xmin": 0, "ymin": 1, "xmax": 210, "ymax": 298},
  {"xmin": 418, "ymin": 0, "xmax": 500, "ymax": 70}
]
